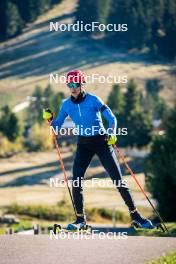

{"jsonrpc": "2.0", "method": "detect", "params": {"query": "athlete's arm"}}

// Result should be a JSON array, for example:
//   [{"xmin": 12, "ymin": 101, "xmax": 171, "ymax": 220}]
[
  {"xmin": 94, "ymin": 95, "xmax": 117, "ymax": 134},
  {"xmin": 51, "ymin": 102, "xmax": 68, "ymax": 130}
]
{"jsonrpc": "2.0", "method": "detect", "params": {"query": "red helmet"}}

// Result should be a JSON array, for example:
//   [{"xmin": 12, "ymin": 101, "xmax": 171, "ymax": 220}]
[{"xmin": 66, "ymin": 69, "xmax": 86, "ymax": 84}]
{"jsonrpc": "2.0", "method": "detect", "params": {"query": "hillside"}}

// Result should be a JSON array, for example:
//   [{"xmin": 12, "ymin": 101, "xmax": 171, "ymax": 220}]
[{"xmin": 0, "ymin": 0, "xmax": 175, "ymax": 109}]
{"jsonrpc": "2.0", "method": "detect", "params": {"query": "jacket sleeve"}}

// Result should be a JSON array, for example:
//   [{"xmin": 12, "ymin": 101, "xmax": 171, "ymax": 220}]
[
  {"xmin": 94, "ymin": 95, "xmax": 117, "ymax": 135},
  {"xmin": 51, "ymin": 102, "xmax": 68, "ymax": 131}
]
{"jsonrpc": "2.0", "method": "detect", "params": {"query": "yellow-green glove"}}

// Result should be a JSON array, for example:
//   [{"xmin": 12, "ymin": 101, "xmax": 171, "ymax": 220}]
[
  {"xmin": 107, "ymin": 135, "xmax": 117, "ymax": 145},
  {"xmin": 43, "ymin": 108, "xmax": 53, "ymax": 121}
]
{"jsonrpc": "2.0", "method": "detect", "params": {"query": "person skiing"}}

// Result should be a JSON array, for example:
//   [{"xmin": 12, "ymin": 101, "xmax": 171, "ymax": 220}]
[{"xmin": 43, "ymin": 69, "xmax": 154, "ymax": 230}]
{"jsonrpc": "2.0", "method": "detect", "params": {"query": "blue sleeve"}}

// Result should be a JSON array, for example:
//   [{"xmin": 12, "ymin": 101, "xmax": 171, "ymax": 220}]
[
  {"xmin": 102, "ymin": 107, "xmax": 117, "ymax": 135},
  {"xmin": 94, "ymin": 95, "xmax": 117, "ymax": 135},
  {"xmin": 51, "ymin": 102, "xmax": 68, "ymax": 131}
]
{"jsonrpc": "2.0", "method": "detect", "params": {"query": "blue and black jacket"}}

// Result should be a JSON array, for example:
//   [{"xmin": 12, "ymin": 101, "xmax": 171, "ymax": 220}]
[{"xmin": 51, "ymin": 92, "xmax": 117, "ymax": 136}]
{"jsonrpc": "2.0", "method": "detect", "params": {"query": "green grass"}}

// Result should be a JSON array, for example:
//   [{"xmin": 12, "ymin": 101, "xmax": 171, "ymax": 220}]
[
  {"xmin": 0, "ymin": 219, "xmax": 32, "ymax": 234},
  {"xmin": 0, "ymin": 228, "xmax": 6, "ymax": 234},
  {"xmin": 5, "ymin": 202, "xmax": 130, "ymax": 223},
  {"xmin": 136, "ymin": 223, "xmax": 176, "ymax": 237},
  {"xmin": 147, "ymin": 252, "xmax": 176, "ymax": 264},
  {"xmin": 11, "ymin": 220, "xmax": 32, "ymax": 232}
]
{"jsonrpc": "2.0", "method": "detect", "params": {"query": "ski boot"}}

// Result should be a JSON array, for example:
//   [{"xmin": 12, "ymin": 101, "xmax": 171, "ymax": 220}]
[
  {"xmin": 130, "ymin": 209, "xmax": 154, "ymax": 229},
  {"xmin": 66, "ymin": 215, "xmax": 89, "ymax": 232}
]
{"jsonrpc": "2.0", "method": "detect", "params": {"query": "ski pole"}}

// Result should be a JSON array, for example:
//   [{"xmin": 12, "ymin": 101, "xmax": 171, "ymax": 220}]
[
  {"xmin": 49, "ymin": 123, "xmax": 77, "ymax": 218},
  {"xmin": 113, "ymin": 144, "xmax": 168, "ymax": 233}
]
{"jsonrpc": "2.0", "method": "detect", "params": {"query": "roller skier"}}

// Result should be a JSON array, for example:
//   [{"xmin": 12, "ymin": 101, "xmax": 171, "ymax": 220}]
[{"xmin": 43, "ymin": 69, "xmax": 154, "ymax": 231}]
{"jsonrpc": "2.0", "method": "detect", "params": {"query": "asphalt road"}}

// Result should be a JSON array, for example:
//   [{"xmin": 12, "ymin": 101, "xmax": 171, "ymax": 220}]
[{"xmin": 0, "ymin": 235, "xmax": 176, "ymax": 264}]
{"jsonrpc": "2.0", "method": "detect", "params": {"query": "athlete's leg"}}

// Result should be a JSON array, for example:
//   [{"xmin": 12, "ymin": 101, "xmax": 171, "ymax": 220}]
[
  {"xmin": 96, "ymin": 143, "xmax": 136, "ymax": 211},
  {"xmin": 72, "ymin": 143, "xmax": 94, "ymax": 217}
]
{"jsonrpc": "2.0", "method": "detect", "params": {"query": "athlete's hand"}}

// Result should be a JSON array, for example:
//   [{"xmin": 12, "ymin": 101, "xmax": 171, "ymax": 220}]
[
  {"xmin": 43, "ymin": 108, "xmax": 54, "ymax": 122},
  {"xmin": 107, "ymin": 135, "xmax": 117, "ymax": 145}
]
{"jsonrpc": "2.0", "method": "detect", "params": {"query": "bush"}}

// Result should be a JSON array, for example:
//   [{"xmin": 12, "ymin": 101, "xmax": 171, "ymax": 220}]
[
  {"xmin": 6, "ymin": 204, "xmax": 68, "ymax": 221},
  {"xmin": 6, "ymin": 204, "xmax": 130, "ymax": 223},
  {"xmin": 0, "ymin": 133, "xmax": 23, "ymax": 157},
  {"xmin": 87, "ymin": 207, "xmax": 130, "ymax": 223},
  {"xmin": 25, "ymin": 123, "xmax": 53, "ymax": 151}
]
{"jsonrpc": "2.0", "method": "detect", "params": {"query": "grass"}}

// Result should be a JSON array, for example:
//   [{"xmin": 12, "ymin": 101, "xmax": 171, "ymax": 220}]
[
  {"xmin": 0, "ymin": 228, "xmax": 6, "ymax": 234},
  {"xmin": 0, "ymin": 202, "xmax": 131, "ymax": 234},
  {"xmin": 147, "ymin": 252, "xmax": 176, "ymax": 264},
  {"xmin": 135, "ymin": 222, "xmax": 176, "ymax": 237},
  {"xmin": 0, "ymin": 219, "xmax": 31, "ymax": 234},
  {"xmin": 11, "ymin": 220, "xmax": 32, "ymax": 232},
  {"xmin": 5, "ymin": 202, "xmax": 130, "ymax": 224}
]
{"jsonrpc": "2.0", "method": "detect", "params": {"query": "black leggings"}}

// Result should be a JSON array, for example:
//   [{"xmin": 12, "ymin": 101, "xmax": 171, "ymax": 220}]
[{"xmin": 72, "ymin": 135, "xmax": 136, "ymax": 215}]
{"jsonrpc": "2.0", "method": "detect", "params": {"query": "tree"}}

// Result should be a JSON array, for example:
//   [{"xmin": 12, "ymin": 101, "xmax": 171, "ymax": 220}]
[
  {"xmin": 157, "ymin": 0, "xmax": 176, "ymax": 58},
  {"xmin": 43, "ymin": 85, "xmax": 64, "ymax": 116},
  {"xmin": 146, "ymin": 78, "xmax": 163, "ymax": 94},
  {"xmin": 0, "ymin": 105, "xmax": 22, "ymax": 141},
  {"xmin": 145, "ymin": 78, "xmax": 166, "ymax": 119},
  {"xmin": 96, "ymin": 0, "xmax": 112, "ymax": 24},
  {"xmin": 27, "ymin": 84, "xmax": 64, "ymax": 126},
  {"xmin": 5, "ymin": 1, "xmax": 22, "ymax": 38},
  {"xmin": 52, "ymin": 92, "xmax": 64, "ymax": 116},
  {"xmin": 28, "ymin": 85, "xmax": 44, "ymax": 125},
  {"xmin": 107, "ymin": 84, "xmax": 124, "ymax": 114},
  {"xmin": 146, "ymin": 105, "xmax": 176, "ymax": 221},
  {"xmin": 43, "ymin": 84, "xmax": 55, "ymax": 109},
  {"xmin": 0, "ymin": 0, "xmax": 63, "ymax": 40},
  {"xmin": 119, "ymin": 79, "xmax": 152, "ymax": 147},
  {"xmin": 124, "ymin": 79, "xmax": 141, "ymax": 116},
  {"xmin": 76, "ymin": 0, "xmax": 98, "ymax": 26},
  {"xmin": 125, "ymin": 111, "xmax": 152, "ymax": 147}
]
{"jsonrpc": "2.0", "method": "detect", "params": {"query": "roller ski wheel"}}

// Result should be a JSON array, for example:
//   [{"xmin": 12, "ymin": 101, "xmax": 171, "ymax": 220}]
[
  {"xmin": 155, "ymin": 223, "xmax": 166, "ymax": 232},
  {"xmin": 65, "ymin": 223, "xmax": 92, "ymax": 233},
  {"xmin": 53, "ymin": 223, "xmax": 92, "ymax": 234},
  {"xmin": 79, "ymin": 224, "xmax": 92, "ymax": 233},
  {"xmin": 53, "ymin": 224, "xmax": 61, "ymax": 234}
]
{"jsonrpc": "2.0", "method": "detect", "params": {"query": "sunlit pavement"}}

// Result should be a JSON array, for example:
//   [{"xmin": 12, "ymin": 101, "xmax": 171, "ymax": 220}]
[{"xmin": 0, "ymin": 235, "xmax": 176, "ymax": 264}]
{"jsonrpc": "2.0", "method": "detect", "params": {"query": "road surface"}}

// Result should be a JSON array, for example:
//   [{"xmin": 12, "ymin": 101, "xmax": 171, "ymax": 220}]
[{"xmin": 0, "ymin": 235, "xmax": 176, "ymax": 264}]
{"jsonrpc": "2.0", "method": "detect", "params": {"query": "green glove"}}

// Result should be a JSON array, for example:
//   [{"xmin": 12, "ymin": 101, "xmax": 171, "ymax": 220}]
[
  {"xmin": 43, "ymin": 108, "xmax": 53, "ymax": 121},
  {"xmin": 107, "ymin": 135, "xmax": 117, "ymax": 145}
]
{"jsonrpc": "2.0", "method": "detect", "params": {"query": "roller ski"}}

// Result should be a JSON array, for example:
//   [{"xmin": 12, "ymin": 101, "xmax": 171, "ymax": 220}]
[
  {"xmin": 53, "ymin": 218, "xmax": 92, "ymax": 234},
  {"xmin": 130, "ymin": 209, "xmax": 166, "ymax": 232}
]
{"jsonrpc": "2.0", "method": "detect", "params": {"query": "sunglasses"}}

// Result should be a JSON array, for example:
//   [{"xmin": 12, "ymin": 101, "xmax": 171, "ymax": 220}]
[{"xmin": 67, "ymin": 82, "xmax": 81, "ymax": 89}]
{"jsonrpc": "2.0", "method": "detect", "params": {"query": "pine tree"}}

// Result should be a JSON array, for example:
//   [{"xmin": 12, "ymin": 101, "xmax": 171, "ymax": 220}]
[
  {"xmin": 120, "ymin": 79, "xmax": 152, "ymax": 147},
  {"xmin": 52, "ymin": 92, "xmax": 64, "ymax": 116},
  {"xmin": 76, "ymin": 0, "xmax": 98, "ymax": 25},
  {"xmin": 146, "ymin": 78, "xmax": 163, "ymax": 94},
  {"xmin": 107, "ymin": 84, "xmax": 124, "ymax": 114},
  {"xmin": 145, "ymin": 78, "xmax": 166, "ymax": 119},
  {"xmin": 28, "ymin": 85, "xmax": 45, "ymax": 125},
  {"xmin": 160, "ymin": 0, "xmax": 176, "ymax": 57},
  {"xmin": 0, "ymin": 105, "xmax": 21, "ymax": 141},
  {"xmin": 96, "ymin": 0, "xmax": 112, "ymax": 25},
  {"xmin": 5, "ymin": 1, "xmax": 22, "ymax": 38},
  {"xmin": 146, "ymin": 105, "xmax": 176, "ymax": 221},
  {"xmin": 126, "ymin": 111, "xmax": 152, "ymax": 147},
  {"xmin": 43, "ymin": 84, "xmax": 54, "ymax": 109},
  {"xmin": 150, "ymin": 0, "xmax": 164, "ymax": 46},
  {"xmin": 0, "ymin": 0, "xmax": 7, "ymax": 39},
  {"xmin": 124, "ymin": 79, "xmax": 141, "ymax": 116}
]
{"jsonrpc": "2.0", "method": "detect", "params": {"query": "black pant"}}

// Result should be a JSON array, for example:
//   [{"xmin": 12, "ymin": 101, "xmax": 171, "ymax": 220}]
[{"xmin": 72, "ymin": 135, "xmax": 136, "ymax": 215}]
